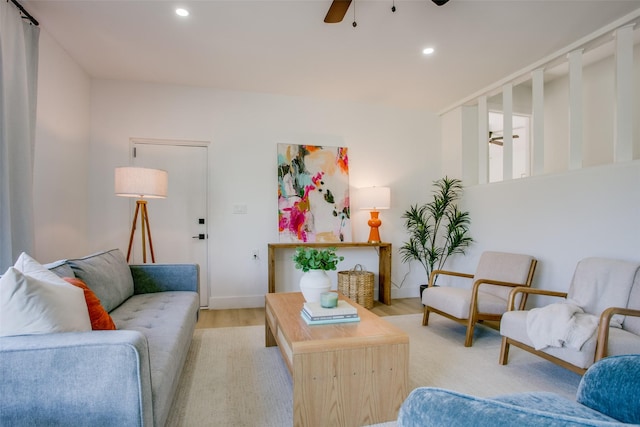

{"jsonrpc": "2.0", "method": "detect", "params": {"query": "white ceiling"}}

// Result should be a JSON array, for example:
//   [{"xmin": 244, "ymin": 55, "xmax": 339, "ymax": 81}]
[{"xmin": 23, "ymin": 0, "xmax": 640, "ymax": 112}]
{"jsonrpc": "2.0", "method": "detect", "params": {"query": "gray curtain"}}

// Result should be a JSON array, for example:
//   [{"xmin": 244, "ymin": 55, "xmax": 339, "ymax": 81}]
[{"xmin": 0, "ymin": 1, "xmax": 40, "ymax": 270}]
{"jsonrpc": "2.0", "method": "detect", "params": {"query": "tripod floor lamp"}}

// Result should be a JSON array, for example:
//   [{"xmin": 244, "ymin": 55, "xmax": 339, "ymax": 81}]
[{"xmin": 115, "ymin": 167, "xmax": 168, "ymax": 263}]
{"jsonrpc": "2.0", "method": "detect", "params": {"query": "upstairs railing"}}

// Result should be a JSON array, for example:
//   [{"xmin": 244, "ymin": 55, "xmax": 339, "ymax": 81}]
[{"xmin": 442, "ymin": 9, "xmax": 640, "ymax": 185}]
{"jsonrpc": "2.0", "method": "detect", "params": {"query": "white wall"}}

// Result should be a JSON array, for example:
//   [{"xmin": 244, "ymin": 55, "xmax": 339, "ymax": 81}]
[
  {"xmin": 456, "ymin": 160, "xmax": 640, "ymax": 306},
  {"xmin": 635, "ymin": 42, "xmax": 640, "ymax": 158},
  {"xmin": 87, "ymin": 80, "xmax": 440, "ymax": 307},
  {"xmin": 33, "ymin": 30, "xmax": 91, "ymax": 262},
  {"xmin": 440, "ymin": 107, "xmax": 462, "ymax": 178},
  {"xmin": 439, "ymin": 36, "xmax": 640, "ymax": 308},
  {"xmin": 461, "ymin": 106, "xmax": 479, "ymax": 185}
]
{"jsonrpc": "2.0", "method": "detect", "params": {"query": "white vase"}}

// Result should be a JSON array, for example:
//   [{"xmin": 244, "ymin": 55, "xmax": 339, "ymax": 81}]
[{"xmin": 299, "ymin": 269, "xmax": 331, "ymax": 303}]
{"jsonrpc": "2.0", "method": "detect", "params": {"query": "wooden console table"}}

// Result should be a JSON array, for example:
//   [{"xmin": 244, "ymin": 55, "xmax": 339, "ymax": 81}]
[{"xmin": 268, "ymin": 242, "xmax": 392, "ymax": 305}]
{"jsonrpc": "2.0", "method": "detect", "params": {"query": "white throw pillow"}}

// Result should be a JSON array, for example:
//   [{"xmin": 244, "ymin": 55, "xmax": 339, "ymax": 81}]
[
  {"xmin": 14, "ymin": 252, "xmax": 71, "ymax": 285},
  {"xmin": 0, "ymin": 253, "xmax": 91, "ymax": 337}
]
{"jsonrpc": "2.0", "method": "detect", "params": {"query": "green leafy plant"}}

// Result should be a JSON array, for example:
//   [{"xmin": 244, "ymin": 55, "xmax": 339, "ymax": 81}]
[
  {"xmin": 399, "ymin": 177, "xmax": 473, "ymax": 282},
  {"xmin": 293, "ymin": 247, "xmax": 344, "ymax": 272}
]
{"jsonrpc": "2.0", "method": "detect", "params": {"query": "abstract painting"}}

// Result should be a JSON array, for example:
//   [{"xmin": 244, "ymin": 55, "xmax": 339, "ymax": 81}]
[{"xmin": 277, "ymin": 144, "xmax": 351, "ymax": 243}]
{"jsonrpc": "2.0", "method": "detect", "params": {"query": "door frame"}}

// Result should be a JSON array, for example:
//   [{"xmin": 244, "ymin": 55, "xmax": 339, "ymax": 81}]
[{"xmin": 129, "ymin": 137, "xmax": 211, "ymax": 307}]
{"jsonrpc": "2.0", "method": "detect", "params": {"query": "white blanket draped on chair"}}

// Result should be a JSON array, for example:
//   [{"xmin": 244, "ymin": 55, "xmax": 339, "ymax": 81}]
[
  {"xmin": 526, "ymin": 259, "xmax": 639, "ymax": 351},
  {"xmin": 526, "ymin": 303, "xmax": 598, "ymax": 350}
]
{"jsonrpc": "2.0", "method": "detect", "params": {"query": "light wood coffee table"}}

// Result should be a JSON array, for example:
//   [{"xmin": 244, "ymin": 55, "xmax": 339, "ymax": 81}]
[{"xmin": 265, "ymin": 292, "xmax": 409, "ymax": 427}]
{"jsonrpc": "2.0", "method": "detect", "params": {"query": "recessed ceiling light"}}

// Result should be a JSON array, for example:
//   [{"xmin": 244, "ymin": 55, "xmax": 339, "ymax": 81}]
[
  {"xmin": 175, "ymin": 8, "xmax": 189, "ymax": 17},
  {"xmin": 422, "ymin": 47, "xmax": 435, "ymax": 55}
]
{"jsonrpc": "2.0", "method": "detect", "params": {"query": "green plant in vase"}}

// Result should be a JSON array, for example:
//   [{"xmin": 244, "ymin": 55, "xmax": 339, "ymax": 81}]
[
  {"xmin": 293, "ymin": 247, "xmax": 344, "ymax": 272},
  {"xmin": 293, "ymin": 247, "xmax": 344, "ymax": 302}
]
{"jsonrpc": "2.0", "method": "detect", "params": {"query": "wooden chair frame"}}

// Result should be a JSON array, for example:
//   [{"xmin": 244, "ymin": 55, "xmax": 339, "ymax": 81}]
[
  {"xmin": 499, "ymin": 286, "xmax": 640, "ymax": 375},
  {"xmin": 423, "ymin": 259, "xmax": 538, "ymax": 347}
]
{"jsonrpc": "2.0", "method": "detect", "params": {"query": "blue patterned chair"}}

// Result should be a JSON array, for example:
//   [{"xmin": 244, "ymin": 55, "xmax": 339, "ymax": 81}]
[{"xmin": 397, "ymin": 354, "xmax": 640, "ymax": 426}]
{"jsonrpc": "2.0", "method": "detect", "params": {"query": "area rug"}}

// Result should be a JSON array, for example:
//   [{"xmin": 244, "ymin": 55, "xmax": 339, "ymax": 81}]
[
  {"xmin": 384, "ymin": 314, "xmax": 580, "ymax": 399},
  {"xmin": 166, "ymin": 326, "xmax": 292, "ymax": 427},
  {"xmin": 166, "ymin": 314, "xmax": 581, "ymax": 426}
]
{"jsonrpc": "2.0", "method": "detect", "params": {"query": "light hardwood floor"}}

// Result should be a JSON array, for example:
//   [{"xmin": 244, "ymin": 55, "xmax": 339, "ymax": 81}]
[{"xmin": 196, "ymin": 297, "xmax": 424, "ymax": 329}]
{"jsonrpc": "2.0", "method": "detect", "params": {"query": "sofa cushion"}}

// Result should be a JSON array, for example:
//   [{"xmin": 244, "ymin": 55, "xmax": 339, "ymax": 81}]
[
  {"xmin": 567, "ymin": 258, "xmax": 640, "ymax": 328},
  {"xmin": 68, "ymin": 249, "xmax": 133, "ymax": 313},
  {"xmin": 44, "ymin": 259, "xmax": 75, "ymax": 278},
  {"xmin": 474, "ymin": 252, "xmax": 535, "ymax": 301},
  {"xmin": 0, "ymin": 253, "xmax": 91, "ymax": 337},
  {"xmin": 110, "ymin": 291, "xmax": 199, "ymax": 427},
  {"xmin": 423, "ymin": 287, "xmax": 507, "ymax": 318},
  {"xmin": 605, "ymin": 327, "xmax": 640, "ymax": 357},
  {"xmin": 493, "ymin": 392, "xmax": 618, "ymax": 422},
  {"xmin": 500, "ymin": 310, "xmax": 597, "ymax": 369},
  {"xmin": 398, "ymin": 387, "xmax": 620, "ymax": 426},
  {"xmin": 64, "ymin": 277, "xmax": 117, "ymax": 330},
  {"xmin": 576, "ymin": 354, "xmax": 640, "ymax": 424}
]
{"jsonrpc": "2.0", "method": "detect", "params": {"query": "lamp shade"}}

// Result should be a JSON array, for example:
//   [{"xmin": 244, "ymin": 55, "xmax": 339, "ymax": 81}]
[
  {"xmin": 359, "ymin": 186, "xmax": 390, "ymax": 210},
  {"xmin": 115, "ymin": 167, "xmax": 168, "ymax": 199}
]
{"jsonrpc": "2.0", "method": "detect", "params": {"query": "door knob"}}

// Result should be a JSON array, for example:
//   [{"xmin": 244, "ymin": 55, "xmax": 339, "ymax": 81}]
[{"xmin": 192, "ymin": 234, "xmax": 205, "ymax": 240}]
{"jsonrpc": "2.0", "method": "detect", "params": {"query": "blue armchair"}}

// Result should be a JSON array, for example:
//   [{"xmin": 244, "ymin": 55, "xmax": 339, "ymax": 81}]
[{"xmin": 398, "ymin": 354, "xmax": 640, "ymax": 426}]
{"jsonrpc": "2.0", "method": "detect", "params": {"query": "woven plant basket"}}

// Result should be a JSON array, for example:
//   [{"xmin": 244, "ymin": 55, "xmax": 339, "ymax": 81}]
[{"xmin": 338, "ymin": 264, "xmax": 374, "ymax": 309}]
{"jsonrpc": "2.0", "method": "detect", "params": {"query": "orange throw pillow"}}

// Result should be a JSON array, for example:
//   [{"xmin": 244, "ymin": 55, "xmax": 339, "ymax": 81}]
[{"xmin": 63, "ymin": 277, "xmax": 117, "ymax": 330}]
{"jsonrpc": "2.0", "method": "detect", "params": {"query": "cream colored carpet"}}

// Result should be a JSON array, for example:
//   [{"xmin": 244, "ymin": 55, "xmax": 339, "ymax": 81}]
[{"xmin": 166, "ymin": 314, "xmax": 581, "ymax": 427}]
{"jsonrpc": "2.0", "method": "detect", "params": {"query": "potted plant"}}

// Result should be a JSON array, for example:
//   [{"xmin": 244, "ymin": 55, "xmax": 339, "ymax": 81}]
[
  {"xmin": 399, "ymin": 177, "xmax": 473, "ymax": 297},
  {"xmin": 293, "ymin": 247, "xmax": 344, "ymax": 302}
]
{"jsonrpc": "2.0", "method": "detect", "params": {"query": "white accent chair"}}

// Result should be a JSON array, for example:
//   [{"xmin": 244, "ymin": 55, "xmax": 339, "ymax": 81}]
[
  {"xmin": 422, "ymin": 251, "xmax": 537, "ymax": 347},
  {"xmin": 500, "ymin": 257, "xmax": 640, "ymax": 375}
]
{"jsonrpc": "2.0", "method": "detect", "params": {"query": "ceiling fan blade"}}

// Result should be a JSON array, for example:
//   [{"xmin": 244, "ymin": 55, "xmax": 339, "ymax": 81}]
[
  {"xmin": 432, "ymin": 0, "xmax": 450, "ymax": 5},
  {"xmin": 493, "ymin": 135, "xmax": 520, "ymax": 140},
  {"xmin": 489, "ymin": 134, "xmax": 519, "ymax": 145},
  {"xmin": 324, "ymin": 0, "xmax": 352, "ymax": 23}
]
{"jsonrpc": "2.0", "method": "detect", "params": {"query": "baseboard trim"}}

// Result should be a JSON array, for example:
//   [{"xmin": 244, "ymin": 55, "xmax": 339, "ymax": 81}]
[
  {"xmin": 391, "ymin": 286, "xmax": 419, "ymax": 300},
  {"xmin": 208, "ymin": 287, "xmax": 419, "ymax": 310},
  {"xmin": 208, "ymin": 295, "xmax": 265, "ymax": 309}
]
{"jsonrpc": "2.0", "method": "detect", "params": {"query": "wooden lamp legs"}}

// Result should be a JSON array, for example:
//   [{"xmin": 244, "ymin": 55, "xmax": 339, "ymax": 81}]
[{"xmin": 126, "ymin": 199, "xmax": 156, "ymax": 263}]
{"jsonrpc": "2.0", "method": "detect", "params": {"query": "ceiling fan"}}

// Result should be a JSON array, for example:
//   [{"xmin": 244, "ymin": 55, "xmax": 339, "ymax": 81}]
[
  {"xmin": 324, "ymin": 0, "xmax": 450, "ymax": 24},
  {"xmin": 488, "ymin": 132, "xmax": 520, "ymax": 146}
]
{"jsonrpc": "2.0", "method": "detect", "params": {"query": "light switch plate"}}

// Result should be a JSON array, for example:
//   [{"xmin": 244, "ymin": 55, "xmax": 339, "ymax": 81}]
[{"xmin": 233, "ymin": 204, "xmax": 248, "ymax": 214}]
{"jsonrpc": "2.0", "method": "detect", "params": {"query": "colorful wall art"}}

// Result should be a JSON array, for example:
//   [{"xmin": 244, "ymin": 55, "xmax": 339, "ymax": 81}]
[{"xmin": 277, "ymin": 144, "xmax": 351, "ymax": 243}]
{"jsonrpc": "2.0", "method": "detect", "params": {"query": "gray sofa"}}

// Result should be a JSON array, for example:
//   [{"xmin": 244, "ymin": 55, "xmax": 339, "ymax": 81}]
[
  {"xmin": 0, "ymin": 249, "xmax": 200, "ymax": 426},
  {"xmin": 397, "ymin": 354, "xmax": 640, "ymax": 426}
]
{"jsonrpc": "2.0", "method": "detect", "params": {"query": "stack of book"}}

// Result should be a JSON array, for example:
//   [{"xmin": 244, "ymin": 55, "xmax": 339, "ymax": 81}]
[{"xmin": 301, "ymin": 300, "xmax": 360, "ymax": 325}]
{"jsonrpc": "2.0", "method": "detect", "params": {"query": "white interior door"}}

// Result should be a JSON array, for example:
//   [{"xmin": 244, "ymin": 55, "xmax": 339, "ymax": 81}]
[{"xmin": 132, "ymin": 140, "xmax": 209, "ymax": 307}]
